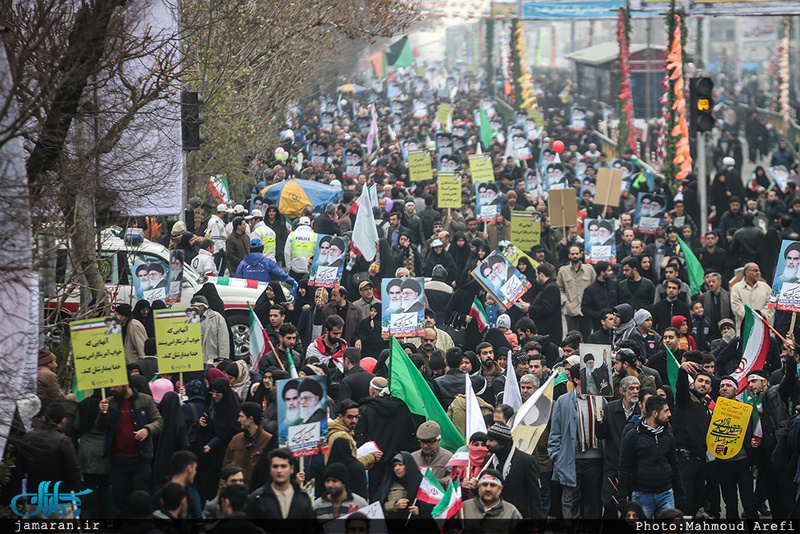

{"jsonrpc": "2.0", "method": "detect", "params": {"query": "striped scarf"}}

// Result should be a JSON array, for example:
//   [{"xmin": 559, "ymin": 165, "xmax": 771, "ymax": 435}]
[{"xmin": 576, "ymin": 395, "xmax": 600, "ymax": 452}]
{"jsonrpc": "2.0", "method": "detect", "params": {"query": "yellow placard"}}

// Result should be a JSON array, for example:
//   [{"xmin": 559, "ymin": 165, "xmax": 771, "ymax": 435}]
[
  {"xmin": 154, "ymin": 308, "xmax": 205, "ymax": 373},
  {"xmin": 437, "ymin": 104, "xmax": 452, "ymax": 130},
  {"xmin": 504, "ymin": 244, "xmax": 539, "ymax": 271},
  {"xmin": 408, "ymin": 150, "xmax": 433, "ymax": 182},
  {"xmin": 437, "ymin": 172, "xmax": 462, "ymax": 209},
  {"xmin": 469, "ymin": 154, "xmax": 495, "ymax": 183},
  {"xmin": 70, "ymin": 318, "xmax": 128, "ymax": 391},
  {"xmin": 510, "ymin": 211, "xmax": 541, "ymax": 252},
  {"xmin": 548, "ymin": 188, "xmax": 578, "ymax": 228},
  {"xmin": 706, "ymin": 397, "xmax": 753, "ymax": 459}
]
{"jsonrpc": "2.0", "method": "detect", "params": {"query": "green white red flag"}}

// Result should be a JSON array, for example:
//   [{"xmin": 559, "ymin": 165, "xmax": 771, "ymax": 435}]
[
  {"xmin": 416, "ymin": 468, "xmax": 445, "ymax": 504},
  {"xmin": 469, "ymin": 297, "xmax": 488, "ymax": 332},
  {"xmin": 732, "ymin": 305, "xmax": 770, "ymax": 394}
]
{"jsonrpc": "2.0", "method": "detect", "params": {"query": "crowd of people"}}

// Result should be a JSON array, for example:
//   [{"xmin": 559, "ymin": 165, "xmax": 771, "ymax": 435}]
[{"xmin": 9, "ymin": 63, "xmax": 800, "ymax": 533}]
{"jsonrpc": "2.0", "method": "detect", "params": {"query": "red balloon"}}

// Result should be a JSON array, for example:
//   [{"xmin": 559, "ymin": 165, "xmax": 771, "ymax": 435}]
[
  {"xmin": 553, "ymin": 140, "xmax": 565, "ymax": 154},
  {"xmin": 361, "ymin": 357, "xmax": 377, "ymax": 373}
]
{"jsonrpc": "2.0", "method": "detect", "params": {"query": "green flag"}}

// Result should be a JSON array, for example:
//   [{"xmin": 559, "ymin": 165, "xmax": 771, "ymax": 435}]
[
  {"xmin": 389, "ymin": 337, "xmax": 464, "ymax": 452},
  {"xmin": 479, "ymin": 106, "xmax": 492, "ymax": 150},
  {"xmin": 677, "ymin": 236, "xmax": 704, "ymax": 296},
  {"xmin": 665, "ymin": 343, "xmax": 680, "ymax": 388},
  {"xmin": 385, "ymin": 37, "xmax": 414, "ymax": 68}
]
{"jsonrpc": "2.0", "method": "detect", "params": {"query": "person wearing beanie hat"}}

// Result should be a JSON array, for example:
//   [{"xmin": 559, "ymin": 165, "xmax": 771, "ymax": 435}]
[
  {"xmin": 478, "ymin": 422, "xmax": 544, "ymax": 519},
  {"xmin": 411, "ymin": 421, "xmax": 453, "ymax": 487},
  {"xmin": 496, "ymin": 314, "xmax": 519, "ymax": 350},
  {"xmin": 629, "ymin": 308, "xmax": 662, "ymax": 362},
  {"xmin": 37, "ymin": 349, "xmax": 75, "ymax": 416},
  {"xmin": 114, "ymin": 303, "xmax": 148, "ymax": 364},
  {"xmin": 549, "ymin": 357, "xmax": 607, "ymax": 525}
]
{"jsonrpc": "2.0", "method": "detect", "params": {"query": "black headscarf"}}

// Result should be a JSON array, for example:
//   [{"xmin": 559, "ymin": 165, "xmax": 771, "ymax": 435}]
[
  {"xmin": 130, "ymin": 375, "xmax": 152, "ymax": 397},
  {"xmin": 372, "ymin": 348, "xmax": 391, "ymax": 378},
  {"xmin": 353, "ymin": 303, "xmax": 388, "ymax": 355},
  {"xmin": 292, "ymin": 275, "xmax": 314, "ymax": 325},
  {"xmin": 375, "ymin": 238, "xmax": 396, "ymax": 283},
  {"xmin": 194, "ymin": 283, "xmax": 226, "ymax": 317},
  {"xmin": 639, "ymin": 254, "xmax": 658, "ymax": 286},
  {"xmin": 132, "ymin": 300, "xmax": 155, "ymax": 338},
  {"xmin": 152, "ymin": 391, "xmax": 189, "ymax": 486},
  {"xmin": 450, "ymin": 231, "xmax": 470, "ymax": 267},
  {"xmin": 376, "ymin": 452, "xmax": 425, "ymax": 518},
  {"xmin": 75, "ymin": 389, "xmax": 107, "ymax": 438},
  {"xmin": 327, "ymin": 437, "xmax": 368, "ymax": 501},
  {"xmin": 208, "ymin": 377, "xmax": 241, "ymax": 444}
]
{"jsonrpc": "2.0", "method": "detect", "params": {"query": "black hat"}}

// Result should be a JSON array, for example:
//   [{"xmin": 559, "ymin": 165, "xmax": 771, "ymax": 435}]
[
  {"xmin": 487, "ymin": 422, "xmax": 513, "ymax": 445},
  {"xmin": 401, "ymin": 278, "xmax": 421, "ymax": 295},
  {"xmin": 386, "ymin": 278, "xmax": 402, "ymax": 291},
  {"xmin": 282, "ymin": 379, "xmax": 300, "ymax": 398},
  {"xmin": 116, "ymin": 303, "xmax": 133, "ymax": 317},
  {"xmin": 330, "ymin": 237, "xmax": 346, "ymax": 251},
  {"xmin": 324, "ymin": 462, "xmax": 350, "ymax": 486},
  {"xmin": 299, "ymin": 378, "xmax": 323, "ymax": 399},
  {"xmin": 148, "ymin": 263, "xmax": 165, "ymax": 274}
]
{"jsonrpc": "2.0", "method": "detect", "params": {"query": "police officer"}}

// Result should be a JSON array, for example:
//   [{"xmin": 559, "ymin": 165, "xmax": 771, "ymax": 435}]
[
  {"xmin": 284, "ymin": 216, "xmax": 316, "ymax": 280},
  {"xmin": 247, "ymin": 209, "xmax": 277, "ymax": 261}
]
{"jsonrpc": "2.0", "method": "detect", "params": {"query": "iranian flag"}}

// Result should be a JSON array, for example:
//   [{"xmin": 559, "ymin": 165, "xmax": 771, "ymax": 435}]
[
  {"xmin": 469, "ymin": 297, "xmax": 488, "ymax": 332},
  {"xmin": 248, "ymin": 303, "xmax": 269, "ymax": 372},
  {"xmin": 731, "ymin": 305, "xmax": 770, "ymax": 394},
  {"xmin": 446, "ymin": 445, "xmax": 470, "ymax": 468},
  {"xmin": 431, "ymin": 481, "xmax": 462, "ymax": 522},
  {"xmin": 416, "ymin": 468, "xmax": 445, "ymax": 504}
]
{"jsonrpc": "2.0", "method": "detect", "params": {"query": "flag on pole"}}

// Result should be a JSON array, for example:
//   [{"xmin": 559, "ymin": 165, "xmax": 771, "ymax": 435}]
[
  {"xmin": 207, "ymin": 175, "xmax": 231, "ymax": 205},
  {"xmin": 431, "ymin": 481, "xmax": 463, "ymax": 522},
  {"xmin": 371, "ymin": 51, "xmax": 388, "ymax": 78},
  {"xmin": 465, "ymin": 373, "xmax": 488, "ymax": 439},
  {"xmin": 389, "ymin": 337, "xmax": 465, "ymax": 451},
  {"xmin": 446, "ymin": 445, "xmax": 470, "ymax": 468},
  {"xmin": 510, "ymin": 370, "xmax": 558, "ymax": 453},
  {"xmin": 502, "ymin": 350, "xmax": 523, "ymax": 411},
  {"xmin": 479, "ymin": 106, "xmax": 493, "ymax": 149},
  {"xmin": 469, "ymin": 297, "xmax": 488, "ymax": 332},
  {"xmin": 352, "ymin": 187, "xmax": 379, "ymax": 261},
  {"xmin": 366, "ymin": 104, "xmax": 379, "ymax": 155},
  {"xmin": 731, "ymin": 305, "xmax": 770, "ymax": 393},
  {"xmin": 248, "ymin": 303, "xmax": 269, "ymax": 372},
  {"xmin": 385, "ymin": 36, "xmax": 414, "ymax": 68},
  {"xmin": 665, "ymin": 343, "xmax": 680, "ymax": 389},
  {"xmin": 416, "ymin": 468, "xmax": 446, "ymax": 504},
  {"xmin": 677, "ymin": 236, "xmax": 704, "ymax": 295}
]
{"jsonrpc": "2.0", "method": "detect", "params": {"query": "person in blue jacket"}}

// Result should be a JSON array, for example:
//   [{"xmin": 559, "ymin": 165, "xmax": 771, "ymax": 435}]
[{"xmin": 237, "ymin": 237, "xmax": 295, "ymax": 285}]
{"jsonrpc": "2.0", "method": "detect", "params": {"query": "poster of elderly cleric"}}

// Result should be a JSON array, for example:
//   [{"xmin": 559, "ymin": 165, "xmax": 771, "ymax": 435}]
[
  {"xmin": 770, "ymin": 240, "xmax": 800, "ymax": 311},
  {"xmin": 381, "ymin": 277, "xmax": 426, "ymax": 339},
  {"xmin": 475, "ymin": 182, "xmax": 501, "ymax": 222},
  {"xmin": 308, "ymin": 139, "xmax": 329, "ymax": 168},
  {"xmin": 309, "ymin": 235, "xmax": 350, "ymax": 288},
  {"xmin": 634, "ymin": 193, "xmax": 667, "ymax": 235},
  {"xmin": 277, "ymin": 376, "xmax": 329, "ymax": 457},
  {"xmin": 132, "ymin": 261, "xmax": 169, "ymax": 302},
  {"xmin": 471, "ymin": 252, "xmax": 532, "ymax": 310},
  {"xmin": 578, "ymin": 344, "xmax": 614, "ymax": 396},
  {"xmin": 584, "ymin": 219, "xmax": 617, "ymax": 265},
  {"xmin": 70, "ymin": 318, "xmax": 128, "ymax": 391},
  {"xmin": 344, "ymin": 147, "xmax": 363, "ymax": 178}
]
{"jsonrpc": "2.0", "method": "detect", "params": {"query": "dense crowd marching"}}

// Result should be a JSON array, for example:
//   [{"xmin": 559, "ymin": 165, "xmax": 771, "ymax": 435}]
[{"xmin": 10, "ymin": 66, "xmax": 800, "ymax": 533}]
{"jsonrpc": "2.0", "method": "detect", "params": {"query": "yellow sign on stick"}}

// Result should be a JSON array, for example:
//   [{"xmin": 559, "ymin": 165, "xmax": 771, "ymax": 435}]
[
  {"xmin": 469, "ymin": 154, "xmax": 495, "ymax": 183},
  {"xmin": 70, "ymin": 318, "xmax": 128, "ymax": 391},
  {"xmin": 154, "ymin": 308, "xmax": 205, "ymax": 373},
  {"xmin": 437, "ymin": 172, "xmax": 462, "ymax": 209},
  {"xmin": 706, "ymin": 397, "xmax": 753, "ymax": 459},
  {"xmin": 510, "ymin": 211, "xmax": 541, "ymax": 252},
  {"xmin": 408, "ymin": 150, "xmax": 433, "ymax": 182}
]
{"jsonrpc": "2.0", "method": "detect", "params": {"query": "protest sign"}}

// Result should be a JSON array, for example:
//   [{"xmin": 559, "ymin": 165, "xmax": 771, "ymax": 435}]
[
  {"xmin": 434, "ymin": 131, "xmax": 453, "ymax": 156},
  {"xmin": 706, "ymin": 397, "xmax": 753, "ymax": 459},
  {"xmin": 437, "ymin": 172, "xmax": 461, "ymax": 209},
  {"xmin": 594, "ymin": 168, "xmax": 625, "ymax": 207},
  {"xmin": 548, "ymin": 188, "xmax": 578, "ymax": 228},
  {"xmin": 578, "ymin": 344, "xmax": 614, "ymax": 396},
  {"xmin": 277, "ymin": 375, "xmax": 329, "ymax": 457},
  {"xmin": 132, "ymin": 261, "xmax": 169, "ymax": 302},
  {"xmin": 510, "ymin": 211, "xmax": 541, "ymax": 252},
  {"xmin": 154, "ymin": 308, "xmax": 204, "ymax": 372},
  {"xmin": 71, "ymin": 318, "xmax": 128, "ymax": 391},
  {"xmin": 381, "ymin": 277, "xmax": 425, "ymax": 338},
  {"xmin": 167, "ymin": 250, "xmax": 184, "ymax": 302},
  {"xmin": 408, "ymin": 149, "xmax": 433, "ymax": 182},
  {"xmin": 770, "ymin": 240, "xmax": 800, "ymax": 311},
  {"xmin": 437, "ymin": 153, "xmax": 460, "ymax": 172},
  {"xmin": 344, "ymin": 147, "xmax": 363, "ymax": 178},
  {"xmin": 635, "ymin": 192, "xmax": 666, "ymax": 234},
  {"xmin": 469, "ymin": 154, "xmax": 494, "ymax": 183},
  {"xmin": 472, "ymin": 252, "xmax": 532, "ymax": 310},
  {"xmin": 584, "ymin": 219, "xmax": 617, "ymax": 264},
  {"xmin": 475, "ymin": 182, "xmax": 500, "ymax": 222},
  {"xmin": 309, "ymin": 235, "xmax": 349, "ymax": 288},
  {"xmin": 437, "ymin": 104, "xmax": 452, "ymax": 130},
  {"xmin": 504, "ymin": 244, "xmax": 539, "ymax": 271}
]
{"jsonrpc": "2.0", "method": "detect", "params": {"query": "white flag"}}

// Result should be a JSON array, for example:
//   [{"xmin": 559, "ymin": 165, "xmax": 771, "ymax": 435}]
[
  {"xmin": 465, "ymin": 373, "xmax": 488, "ymax": 439},
  {"xmin": 502, "ymin": 350, "xmax": 523, "ymax": 411},
  {"xmin": 352, "ymin": 187, "xmax": 378, "ymax": 261}
]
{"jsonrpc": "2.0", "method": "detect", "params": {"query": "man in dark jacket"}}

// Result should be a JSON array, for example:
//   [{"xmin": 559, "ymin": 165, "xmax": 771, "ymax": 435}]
[
  {"xmin": 385, "ymin": 211, "xmax": 411, "ymax": 249},
  {"xmin": 17, "ymin": 402, "xmax": 83, "ymax": 508},
  {"xmin": 616, "ymin": 395, "xmax": 687, "ymax": 518},
  {"xmin": 433, "ymin": 348, "xmax": 466, "ymax": 410},
  {"xmin": 651, "ymin": 279, "xmax": 692, "ymax": 334},
  {"xmin": 525, "ymin": 262, "xmax": 563, "ymax": 344},
  {"xmin": 319, "ymin": 287, "xmax": 361, "ymax": 350},
  {"xmin": 338, "ymin": 348, "xmax": 375, "ymax": 403},
  {"xmin": 730, "ymin": 212, "xmax": 762, "ymax": 267},
  {"xmin": 646, "ymin": 327, "xmax": 685, "ymax": 390},
  {"xmin": 246, "ymin": 448, "xmax": 314, "ymax": 520},
  {"xmin": 98, "ymin": 382, "xmax": 164, "ymax": 515},
  {"xmin": 596, "ymin": 375, "xmax": 640, "ymax": 518},
  {"xmin": 313, "ymin": 203, "xmax": 341, "ymax": 236},
  {"xmin": 260, "ymin": 324, "xmax": 301, "ymax": 375},
  {"xmin": 581, "ymin": 261, "xmax": 619, "ymax": 332},
  {"xmin": 354, "ymin": 377, "xmax": 418, "ymax": 501},
  {"xmin": 587, "ymin": 309, "xmax": 615, "ymax": 345},
  {"xmin": 226, "ymin": 216, "xmax": 250, "ymax": 275},
  {"xmin": 618, "ymin": 257, "xmax": 656, "ymax": 311}
]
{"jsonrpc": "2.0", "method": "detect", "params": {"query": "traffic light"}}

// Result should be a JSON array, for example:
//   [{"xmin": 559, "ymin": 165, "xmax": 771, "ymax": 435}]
[
  {"xmin": 689, "ymin": 77, "xmax": 714, "ymax": 133},
  {"xmin": 181, "ymin": 91, "xmax": 205, "ymax": 151}
]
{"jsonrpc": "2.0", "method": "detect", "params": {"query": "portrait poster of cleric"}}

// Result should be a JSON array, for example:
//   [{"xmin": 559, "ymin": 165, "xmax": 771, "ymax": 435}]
[
  {"xmin": 309, "ymin": 234, "xmax": 350, "ymax": 288},
  {"xmin": 277, "ymin": 376, "xmax": 329, "ymax": 457},
  {"xmin": 381, "ymin": 277, "xmax": 425, "ymax": 339},
  {"xmin": 475, "ymin": 181, "xmax": 501, "ymax": 222},
  {"xmin": 132, "ymin": 260, "xmax": 169, "ymax": 302},
  {"xmin": 584, "ymin": 219, "xmax": 617, "ymax": 265},
  {"xmin": 770, "ymin": 240, "xmax": 800, "ymax": 311},
  {"xmin": 472, "ymin": 251, "xmax": 532, "ymax": 309},
  {"xmin": 635, "ymin": 192, "xmax": 667, "ymax": 234},
  {"xmin": 579, "ymin": 343, "xmax": 614, "ymax": 396}
]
